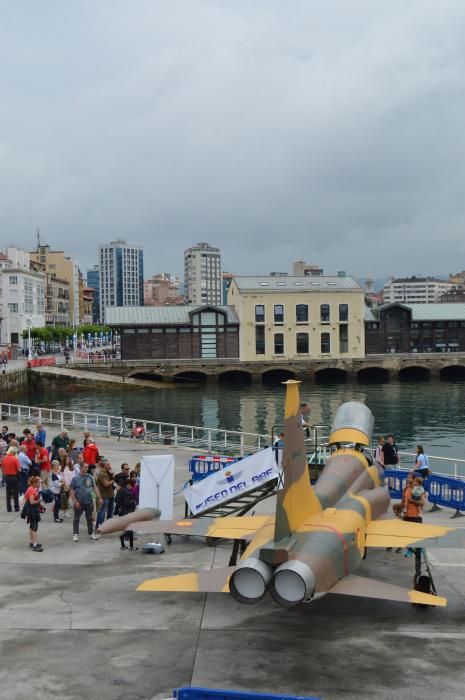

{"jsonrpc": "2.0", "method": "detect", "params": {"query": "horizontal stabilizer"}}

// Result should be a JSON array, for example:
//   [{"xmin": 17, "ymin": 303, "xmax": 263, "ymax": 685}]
[
  {"xmin": 365, "ymin": 518, "xmax": 458, "ymax": 549},
  {"xmin": 137, "ymin": 566, "xmax": 234, "ymax": 593},
  {"xmin": 130, "ymin": 515, "xmax": 270, "ymax": 540},
  {"xmin": 329, "ymin": 574, "xmax": 447, "ymax": 607}
]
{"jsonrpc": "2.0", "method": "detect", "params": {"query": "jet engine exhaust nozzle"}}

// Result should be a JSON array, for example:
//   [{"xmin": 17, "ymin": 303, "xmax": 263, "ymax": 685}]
[
  {"xmin": 229, "ymin": 558, "xmax": 273, "ymax": 604},
  {"xmin": 270, "ymin": 560, "xmax": 315, "ymax": 607}
]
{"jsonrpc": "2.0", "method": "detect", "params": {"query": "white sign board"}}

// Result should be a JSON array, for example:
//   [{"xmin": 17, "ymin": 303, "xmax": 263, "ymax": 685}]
[
  {"xmin": 140, "ymin": 455, "xmax": 175, "ymax": 519},
  {"xmin": 184, "ymin": 447, "xmax": 280, "ymax": 515}
]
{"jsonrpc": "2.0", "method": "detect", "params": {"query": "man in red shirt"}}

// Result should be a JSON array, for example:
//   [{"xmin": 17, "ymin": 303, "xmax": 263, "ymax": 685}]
[
  {"xmin": 22, "ymin": 430, "xmax": 37, "ymax": 462},
  {"xmin": 35, "ymin": 441, "xmax": 51, "ymax": 488},
  {"xmin": 2, "ymin": 447, "xmax": 21, "ymax": 512}
]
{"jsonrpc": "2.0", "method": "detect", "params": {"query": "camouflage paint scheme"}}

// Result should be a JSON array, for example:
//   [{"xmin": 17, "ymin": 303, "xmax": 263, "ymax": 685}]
[{"xmin": 136, "ymin": 381, "xmax": 456, "ymax": 607}]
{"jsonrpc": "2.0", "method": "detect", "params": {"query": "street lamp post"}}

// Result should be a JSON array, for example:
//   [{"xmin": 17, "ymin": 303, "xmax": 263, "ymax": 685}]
[{"xmin": 26, "ymin": 317, "xmax": 32, "ymax": 358}]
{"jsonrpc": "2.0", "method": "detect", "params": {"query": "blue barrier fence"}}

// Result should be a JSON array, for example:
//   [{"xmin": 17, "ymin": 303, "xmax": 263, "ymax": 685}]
[
  {"xmin": 384, "ymin": 469, "xmax": 465, "ymax": 518},
  {"xmin": 189, "ymin": 455, "xmax": 239, "ymax": 482},
  {"xmin": 173, "ymin": 689, "xmax": 318, "ymax": 700}
]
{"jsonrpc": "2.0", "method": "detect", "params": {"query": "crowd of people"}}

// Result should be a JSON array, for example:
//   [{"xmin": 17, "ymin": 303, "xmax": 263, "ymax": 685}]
[
  {"xmin": 373, "ymin": 432, "xmax": 430, "ymax": 558},
  {"xmin": 0, "ymin": 424, "xmax": 140, "ymax": 553}
]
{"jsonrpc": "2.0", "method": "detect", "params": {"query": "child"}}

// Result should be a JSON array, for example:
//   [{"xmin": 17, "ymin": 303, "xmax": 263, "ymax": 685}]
[
  {"xmin": 411, "ymin": 476, "xmax": 425, "ymax": 503},
  {"xmin": 50, "ymin": 461, "xmax": 64, "ymax": 523},
  {"xmin": 114, "ymin": 477, "xmax": 138, "ymax": 550},
  {"xmin": 23, "ymin": 476, "xmax": 43, "ymax": 552}
]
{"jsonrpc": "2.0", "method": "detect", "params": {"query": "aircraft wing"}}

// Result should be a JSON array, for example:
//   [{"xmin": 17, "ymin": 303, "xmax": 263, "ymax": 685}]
[
  {"xmin": 329, "ymin": 574, "xmax": 447, "ymax": 607},
  {"xmin": 365, "ymin": 518, "xmax": 462, "ymax": 549},
  {"xmin": 137, "ymin": 566, "xmax": 234, "ymax": 593},
  {"xmin": 129, "ymin": 515, "xmax": 271, "ymax": 540}
]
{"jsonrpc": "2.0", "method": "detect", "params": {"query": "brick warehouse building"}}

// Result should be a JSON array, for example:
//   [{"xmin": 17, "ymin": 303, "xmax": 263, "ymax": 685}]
[
  {"xmin": 365, "ymin": 303, "xmax": 465, "ymax": 354},
  {"xmin": 105, "ymin": 305, "xmax": 239, "ymax": 360}
]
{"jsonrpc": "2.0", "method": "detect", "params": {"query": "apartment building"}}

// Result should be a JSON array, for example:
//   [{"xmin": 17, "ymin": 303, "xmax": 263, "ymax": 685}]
[
  {"xmin": 0, "ymin": 247, "xmax": 46, "ymax": 345},
  {"xmin": 99, "ymin": 240, "xmax": 144, "ymax": 322},
  {"xmin": 86, "ymin": 265, "xmax": 100, "ymax": 322},
  {"xmin": 227, "ymin": 275, "xmax": 365, "ymax": 362},
  {"xmin": 184, "ymin": 242, "xmax": 221, "ymax": 305},
  {"xmin": 30, "ymin": 245, "xmax": 80, "ymax": 324},
  {"xmin": 383, "ymin": 276, "xmax": 455, "ymax": 304},
  {"xmin": 144, "ymin": 273, "xmax": 184, "ymax": 306}
]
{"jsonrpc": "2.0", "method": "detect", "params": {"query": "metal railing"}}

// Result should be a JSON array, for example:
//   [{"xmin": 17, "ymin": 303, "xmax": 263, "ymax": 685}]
[
  {"xmin": 0, "ymin": 402, "xmax": 268, "ymax": 456},
  {"xmin": 396, "ymin": 451, "xmax": 465, "ymax": 480}
]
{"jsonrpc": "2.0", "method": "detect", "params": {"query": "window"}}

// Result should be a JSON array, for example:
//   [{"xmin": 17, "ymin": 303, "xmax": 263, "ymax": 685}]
[
  {"xmin": 321, "ymin": 332, "xmax": 331, "ymax": 353},
  {"xmin": 339, "ymin": 304, "xmax": 348, "ymax": 322},
  {"xmin": 8, "ymin": 303, "xmax": 18, "ymax": 313},
  {"xmin": 255, "ymin": 305, "xmax": 265, "ymax": 323},
  {"xmin": 296, "ymin": 304, "xmax": 308, "ymax": 323},
  {"xmin": 255, "ymin": 326, "xmax": 265, "ymax": 354},
  {"xmin": 296, "ymin": 332, "xmax": 309, "ymax": 354},
  {"xmin": 320, "ymin": 304, "xmax": 330, "ymax": 322},
  {"xmin": 274, "ymin": 304, "xmax": 284, "ymax": 323},
  {"xmin": 274, "ymin": 333, "xmax": 284, "ymax": 354},
  {"xmin": 9, "ymin": 276, "xmax": 18, "ymax": 285},
  {"xmin": 339, "ymin": 325, "xmax": 348, "ymax": 353}
]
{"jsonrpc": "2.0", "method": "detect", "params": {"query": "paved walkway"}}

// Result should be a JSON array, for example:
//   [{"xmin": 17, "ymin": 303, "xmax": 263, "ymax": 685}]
[{"xmin": 1, "ymin": 429, "xmax": 465, "ymax": 699}]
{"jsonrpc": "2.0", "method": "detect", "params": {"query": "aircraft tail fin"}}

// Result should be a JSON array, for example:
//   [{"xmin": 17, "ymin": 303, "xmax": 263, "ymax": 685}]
[{"xmin": 274, "ymin": 380, "xmax": 322, "ymax": 541}]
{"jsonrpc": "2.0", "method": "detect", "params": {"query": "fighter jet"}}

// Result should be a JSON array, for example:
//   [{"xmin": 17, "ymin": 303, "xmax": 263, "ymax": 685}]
[{"xmin": 133, "ymin": 380, "xmax": 458, "ymax": 607}]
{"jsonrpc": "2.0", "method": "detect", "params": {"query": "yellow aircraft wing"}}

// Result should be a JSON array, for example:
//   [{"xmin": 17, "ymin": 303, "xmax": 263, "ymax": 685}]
[
  {"xmin": 329, "ymin": 574, "xmax": 447, "ymax": 606},
  {"xmin": 365, "ymin": 518, "xmax": 459, "ymax": 549},
  {"xmin": 129, "ymin": 515, "xmax": 272, "ymax": 540},
  {"xmin": 137, "ymin": 566, "xmax": 234, "ymax": 593}
]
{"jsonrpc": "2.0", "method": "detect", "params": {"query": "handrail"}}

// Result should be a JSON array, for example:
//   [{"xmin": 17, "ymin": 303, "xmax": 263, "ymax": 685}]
[{"xmin": 0, "ymin": 401, "xmax": 269, "ymax": 457}]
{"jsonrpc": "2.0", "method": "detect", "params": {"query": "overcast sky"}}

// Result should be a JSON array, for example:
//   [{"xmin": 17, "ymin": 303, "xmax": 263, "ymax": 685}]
[{"xmin": 1, "ymin": 1, "xmax": 465, "ymax": 282}]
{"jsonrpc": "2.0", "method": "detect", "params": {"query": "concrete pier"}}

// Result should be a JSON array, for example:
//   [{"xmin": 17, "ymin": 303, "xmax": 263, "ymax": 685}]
[{"xmin": 1, "ymin": 429, "xmax": 465, "ymax": 699}]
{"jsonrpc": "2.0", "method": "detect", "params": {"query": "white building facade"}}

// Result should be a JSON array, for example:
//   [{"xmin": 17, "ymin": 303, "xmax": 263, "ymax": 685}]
[
  {"xmin": 0, "ymin": 247, "xmax": 46, "ymax": 346},
  {"xmin": 98, "ymin": 240, "xmax": 144, "ymax": 322},
  {"xmin": 184, "ymin": 242, "xmax": 221, "ymax": 305},
  {"xmin": 383, "ymin": 277, "xmax": 455, "ymax": 304}
]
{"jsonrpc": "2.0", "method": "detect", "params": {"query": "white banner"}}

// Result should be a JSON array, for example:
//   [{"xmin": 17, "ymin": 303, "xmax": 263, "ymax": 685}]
[
  {"xmin": 184, "ymin": 447, "xmax": 280, "ymax": 515},
  {"xmin": 140, "ymin": 455, "xmax": 175, "ymax": 519}
]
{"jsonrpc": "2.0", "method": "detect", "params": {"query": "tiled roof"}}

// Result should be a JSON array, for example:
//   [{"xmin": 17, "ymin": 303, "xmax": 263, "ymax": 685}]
[
  {"xmin": 232, "ymin": 276, "xmax": 362, "ymax": 292},
  {"xmin": 377, "ymin": 303, "xmax": 465, "ymax": 321},
  {"xmin": 105, "ymin": 305, "xmax": 239, "ymax": 325}
]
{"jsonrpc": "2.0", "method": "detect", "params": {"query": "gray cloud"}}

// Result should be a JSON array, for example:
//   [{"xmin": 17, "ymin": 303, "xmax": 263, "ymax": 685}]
[{"xmin": 1, "ymin": 0, "xmax": 465, "ymax": 282}]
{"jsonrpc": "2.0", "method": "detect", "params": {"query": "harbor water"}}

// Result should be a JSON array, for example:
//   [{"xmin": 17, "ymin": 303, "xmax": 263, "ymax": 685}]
[{"xmin": 6, "ymin": 375, "xmax": 465, "ymax": 471}]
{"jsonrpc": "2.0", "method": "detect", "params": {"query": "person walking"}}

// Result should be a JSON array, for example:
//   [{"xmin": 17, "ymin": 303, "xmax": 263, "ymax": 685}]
[
  {"xmin": 18, "ymin": 445, "xmax": 32, "ymax": 494},
  {"xmin": 0, "ymin": 433, "xmax": 8, "ymax": 488},
  {"xmin": 1, "ymin": 354, "xmax": 7, "ymax": 374},
  {"xmin": 95, "ymin": 459, "xmax": 115, "ymax": 529},
  {"xmin": 60, "ymin": 455, "xmax": 76, "ymax": 518},
  {"xmin": 69, "ymin": 462, "xmax": 102, "ymax": 542},
  {"xmin": 50, "ymin": 461, "xmax": 64, "ymax": 523},
  {"xmin": 23, "ymin": 476, "xmax": 43, "ymax": 552},
  {"xmin": 2, "ymin": 446, "xmax": 21, "ymax": 511},
  {"xmin": 114, "ymin": 477, "xmax": 138, "ymax": 550},
  {"xmin": 22, "ymin": 430, "xmax": 37, "ymax": 463},
  {"xmin": 35, "ymin": 441, "xmax": 51, "ymax": 486}
]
